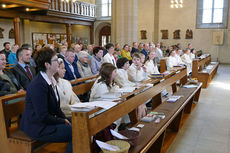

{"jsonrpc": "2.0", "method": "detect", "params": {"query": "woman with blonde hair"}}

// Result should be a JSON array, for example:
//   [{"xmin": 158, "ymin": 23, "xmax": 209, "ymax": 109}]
[{"xmin": 54, "ymin": 58, "xmax": 80, "ymax": 118}]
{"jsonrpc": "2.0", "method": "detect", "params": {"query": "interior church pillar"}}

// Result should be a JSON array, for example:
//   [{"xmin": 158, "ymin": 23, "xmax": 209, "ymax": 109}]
[
  {"xmin": 111, "ymin": 0, "xmax": 138, "ymax": 46},
  {"xmin": 66, "ymin": 24, "xmax": 71, "ymax": 49},
  {"xmin": 13, "ymin": 17, "xmax": 20, "ymax": 46}
]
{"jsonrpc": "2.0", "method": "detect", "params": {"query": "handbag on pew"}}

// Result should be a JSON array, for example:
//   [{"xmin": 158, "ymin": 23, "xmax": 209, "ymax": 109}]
[{"xmin": 92, "ymin": 123, "xmax": 117, "ymax": 153}]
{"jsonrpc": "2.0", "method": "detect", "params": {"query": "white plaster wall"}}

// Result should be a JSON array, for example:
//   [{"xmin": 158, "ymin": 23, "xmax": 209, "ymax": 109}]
[
  {"xmin": 0, "ymin": 18, "xmax": 15, "ymax": 50},
  {"xmin": 158, "ymin": 0, "xmax": 230, "ymax": 63},
  {"xmin": 30, "ymin": 21, "xmax": 66, "ymax": 33},
  {"xmin": 138, "ymin": 0, "xmax": 155, "ymax": 43}
]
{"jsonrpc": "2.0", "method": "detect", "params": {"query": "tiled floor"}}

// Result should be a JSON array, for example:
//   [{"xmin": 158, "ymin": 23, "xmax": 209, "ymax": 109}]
[{"xmin": 166, "ymin": 64, "xmax": 230, "ymax": 153}]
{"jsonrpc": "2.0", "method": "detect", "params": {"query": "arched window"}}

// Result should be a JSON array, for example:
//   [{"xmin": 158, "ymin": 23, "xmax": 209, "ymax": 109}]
[{"xmin": 197, "ymin": 0, "xmax": 228, "ymax": 28}]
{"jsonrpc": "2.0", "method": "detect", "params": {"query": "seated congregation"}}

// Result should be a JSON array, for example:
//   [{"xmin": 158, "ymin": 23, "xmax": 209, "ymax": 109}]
[{"xmin": 0, "ymin": 41, "xmax": 211, "ymax": 153}]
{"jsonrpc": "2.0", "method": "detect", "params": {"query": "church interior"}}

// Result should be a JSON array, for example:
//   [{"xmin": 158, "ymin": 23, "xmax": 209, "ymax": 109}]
[{"xmin": 0, "ymin": 0, "xmax": 230, "ymax": 153}]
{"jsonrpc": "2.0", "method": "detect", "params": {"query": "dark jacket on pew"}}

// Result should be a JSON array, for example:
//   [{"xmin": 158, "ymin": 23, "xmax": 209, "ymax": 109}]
[
  {"xmin": 11, "ymin": 63, "xmax": 36, "ymax": 90},
  {"xmin": 0, "ymin": 70, "xmax": 22, "ymax": 96},
  {"xmin": 63, "ymin": 59, "xmax": 81, "ymax": 81},
  {"xmin": 20, "ymin": 73, "xmax": 66, "ymax": 138}
]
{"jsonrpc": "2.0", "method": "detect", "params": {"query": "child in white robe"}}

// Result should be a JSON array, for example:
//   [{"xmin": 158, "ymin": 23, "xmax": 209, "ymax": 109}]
[{"xmin": 145, "ymin": 50, "xmax": 160, "ymax": 75}]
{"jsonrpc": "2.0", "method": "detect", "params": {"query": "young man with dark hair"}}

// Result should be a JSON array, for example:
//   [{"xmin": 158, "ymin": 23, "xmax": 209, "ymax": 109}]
[
  {"xmin": 12, "ymin": 47, "xmax": 36, "ymax": 90},
  {"xmin": 1, "ymin": 42, "xmax": 11, "ymax": 62}
]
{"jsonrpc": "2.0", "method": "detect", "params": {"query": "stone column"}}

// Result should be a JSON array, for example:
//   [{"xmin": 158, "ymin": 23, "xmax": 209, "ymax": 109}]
[
  {"xmin": 13, "ymin": 17, "xmax": 20, "ymax": 46},
  {"xmin": 153, "ymin": 0, "xmax": 160, "ymax": 43},
  {"xmin": 23, "ymin": 19, "xmax": 31, "ymax": 45},
  {"xmin": 111, "ymin": 0, "xmax": 138, "ymax": 46}
]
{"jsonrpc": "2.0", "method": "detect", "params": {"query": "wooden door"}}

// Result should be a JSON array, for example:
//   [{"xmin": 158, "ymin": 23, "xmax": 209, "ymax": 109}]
[{"xmin": 99, "ymin": 26, "xmax": 111, "ymax": 47}]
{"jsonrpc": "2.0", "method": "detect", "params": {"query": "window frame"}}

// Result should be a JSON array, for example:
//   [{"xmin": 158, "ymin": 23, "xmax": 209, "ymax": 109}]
[
  {"xmin": 101, "ymin": 0, "xmax": 112, "ymax": 17},
  {"xmin": 196, "ymin": 0, "xmax": 229, "ymax": 29}
]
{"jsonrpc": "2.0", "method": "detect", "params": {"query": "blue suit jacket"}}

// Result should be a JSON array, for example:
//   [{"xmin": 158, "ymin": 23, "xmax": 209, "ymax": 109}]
[
  {"xmin": 74, "ymin": 54, "xmax": 78, "ymax": 64},
  {"xmin": 141, "ymin": 49, "xmax": 148, "ymax": 60},
  {"xmin": 64, "ymin": 59, "xmax": 81, "ymax": 81},
  {"xmin": 20, "ymin": 73, "xmax": 66, "ymax": 138}
]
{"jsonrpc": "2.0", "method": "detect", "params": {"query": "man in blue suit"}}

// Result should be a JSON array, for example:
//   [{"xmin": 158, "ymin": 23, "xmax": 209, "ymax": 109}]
[
  {"xmin": 20, "ymin": 48, "xmax": 72, "ymax": 153},
  {"xmin": 141, "ymin": 43, "xmax": 149, "ymax": 60},
  {"xmin": 73, "ymin": 44, "xmax": 81, "ymax": 64},
  {"xmin": 64, "ymin": 50, "xmax": 81, "ymax": 81}
]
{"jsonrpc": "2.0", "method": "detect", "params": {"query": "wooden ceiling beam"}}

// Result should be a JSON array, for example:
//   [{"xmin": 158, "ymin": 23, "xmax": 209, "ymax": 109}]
[
  {"xmin": 1, "ymin": 4, "xmax": 21, "ymax": 9},
  {"xmin": 0, "ymin": 0, "xmax": 50, "ymax": 10}
]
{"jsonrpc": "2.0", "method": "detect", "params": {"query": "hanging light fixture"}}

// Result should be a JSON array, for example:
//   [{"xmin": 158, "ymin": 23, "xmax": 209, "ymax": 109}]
[{"xmin": 170, "ymin": 0, "xmax": 183, "ymax": 8}]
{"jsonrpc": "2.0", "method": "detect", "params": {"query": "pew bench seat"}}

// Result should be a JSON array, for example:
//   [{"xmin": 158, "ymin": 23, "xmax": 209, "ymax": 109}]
[
  {"xmin": 0, "ymin": 93, "xmax": 47, "ymax": 153},
  {"xmin": 129, "ymin": 82, "xmax": 202, "ymax": 153},
  {"xmin": 197, "ymin": 62, "xmax": 219, "ymax": 88}
]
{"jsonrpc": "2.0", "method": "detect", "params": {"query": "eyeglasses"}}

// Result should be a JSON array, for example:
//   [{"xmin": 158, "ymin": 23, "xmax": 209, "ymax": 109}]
[{"xmin": 51, "ymin": 58, "xmax": 58, "ymax": 62}]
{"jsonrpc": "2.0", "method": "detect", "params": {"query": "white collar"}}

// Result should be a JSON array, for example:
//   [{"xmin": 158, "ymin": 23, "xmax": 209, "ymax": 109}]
[{"xmin": 40, "ymin": 71, "xmax": 57, "ymax": 86}]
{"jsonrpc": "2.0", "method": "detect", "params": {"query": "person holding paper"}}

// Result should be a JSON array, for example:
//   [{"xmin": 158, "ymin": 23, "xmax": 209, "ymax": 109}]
[{"xmin": 54, "ymin": 58, "xmax": 80, "ymax": 118}]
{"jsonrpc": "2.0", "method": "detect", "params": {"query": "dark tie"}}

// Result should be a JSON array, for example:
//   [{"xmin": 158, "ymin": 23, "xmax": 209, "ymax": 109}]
[
  {"xmin": 112, "ymin": 59, "xmax": 115, "ymax": 66},
  {"xmin": 25, "ymin": 66, "xmax": 32, "ymax": 80}
]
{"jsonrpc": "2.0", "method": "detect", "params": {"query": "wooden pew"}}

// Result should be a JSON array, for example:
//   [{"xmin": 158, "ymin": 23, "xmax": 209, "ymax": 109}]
[
  {"xmin": 5, "ymin": 64, "xmax": 14, "ymax": 69},
  {"xmin": 71, "ymin": 75, "xmax": 98, "ymax": 96},
  {"xmin": 71, "ymin": 67, "xmax": 201, "ymax": 153},
  {"xmin": 0, "ymin": 92, "xmax": 44, "ymax": 153},
  {"xmin": 70, "ymin": 75, "xmax": 98, "ymax": 85},
  {"xmin": 160, "ymin": 58, "xmax": 167, "ymax": 73},
  {"xmin": 192, "ymin": 54, "xmax": 219, "ymax": 88}
]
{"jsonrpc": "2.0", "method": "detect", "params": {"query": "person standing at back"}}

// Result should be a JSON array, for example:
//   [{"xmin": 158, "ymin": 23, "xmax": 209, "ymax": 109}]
[{"xmin": 1, "ymin": 42, "xmax": 11, "ymax": 62}]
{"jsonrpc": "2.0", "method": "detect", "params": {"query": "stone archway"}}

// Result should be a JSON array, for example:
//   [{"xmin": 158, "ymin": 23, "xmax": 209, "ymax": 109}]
[
  {"xmin": 99, "ymin": 26, "xmax": 111, "ymax": 47},
  {"xmin": 94, "ymin": 21, "xmax": 111, "ymax": 46}
]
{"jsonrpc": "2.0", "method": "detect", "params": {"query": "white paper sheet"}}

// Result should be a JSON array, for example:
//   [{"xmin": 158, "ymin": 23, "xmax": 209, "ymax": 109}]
[
  {"xmin": 96, "ymin": 140, "xmax": 120, "ymax": 151},
  {"xmin": 167, "ymin": 96, "xmax": 181, "ymax": 102},
  {"xmin": 110, "ymin": 129, "xmax": 128, "ymax": 139},
  {"xmin": 71, "ymin": 101, "xmax": 117, "ymax": 110},
  {"xmin": 183, "ymin": 85, "xmax": 199, "ymax": 88},
  {"xmin": 116, "ymin": 87, "xmax": 136, "ymax": 93},
  {"xmin": 128, "ymin": 127, "xmax": 140, "ymax": 132}
]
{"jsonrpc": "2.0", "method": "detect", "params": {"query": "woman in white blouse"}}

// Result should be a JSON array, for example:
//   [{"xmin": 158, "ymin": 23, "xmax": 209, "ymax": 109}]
[
  {"xmin": 115, "ymin": 57, "xmax": 135, "ymax": 87},
  {"xmin": 181, "ymin": 49, "xmax": 192, "ymax": 75},
  {"xmin": 145, "ymin": 50, "xmax": 160, "ymax": 74},
  {"xmin": 54, "ymin": 58, "xmax": 80, "ymax": 118},
  {"xmin": 89, "ymin": 63, "xmax": 120, "ymax": 102}
]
